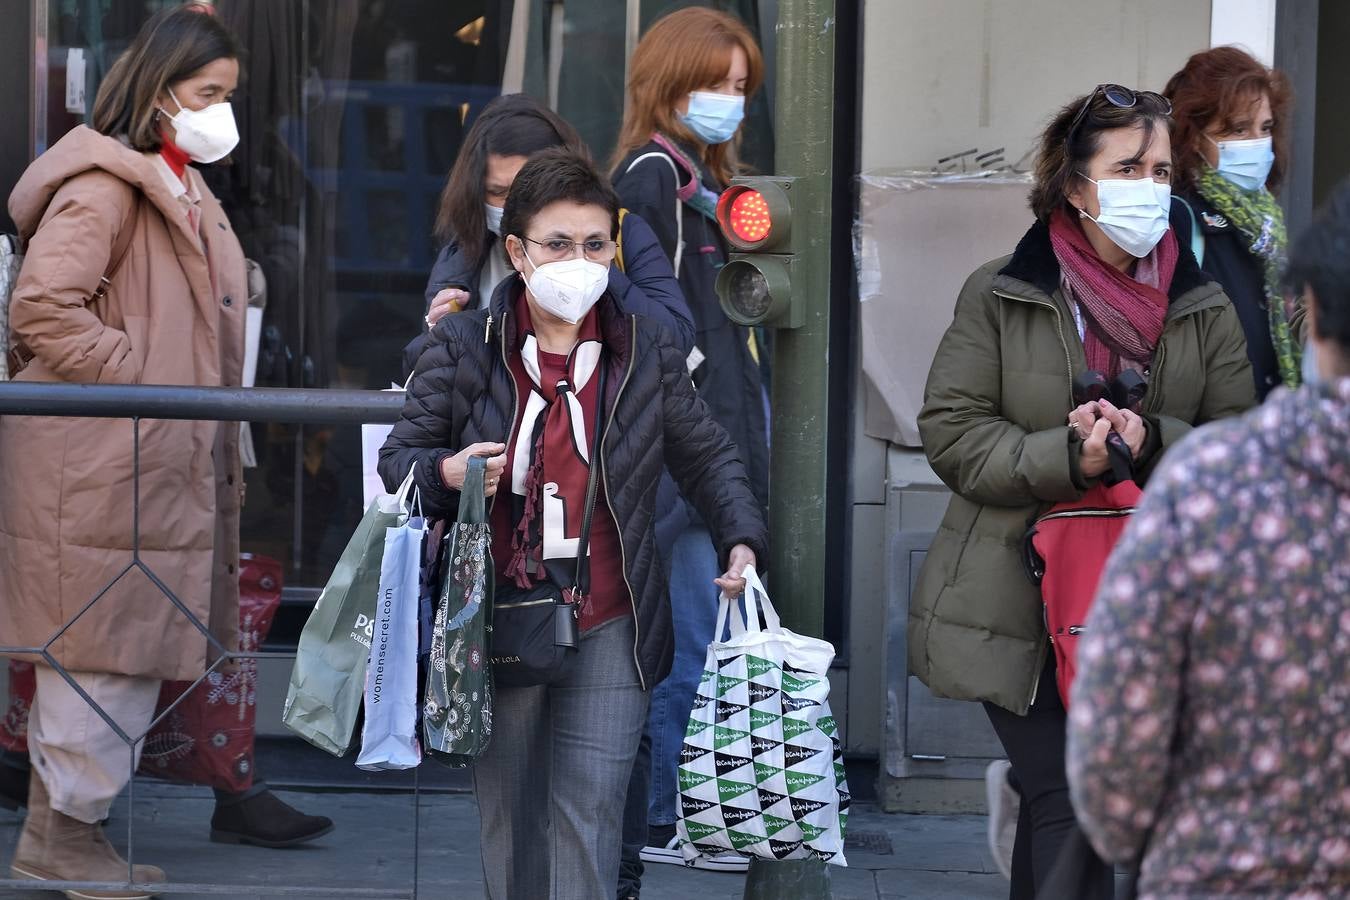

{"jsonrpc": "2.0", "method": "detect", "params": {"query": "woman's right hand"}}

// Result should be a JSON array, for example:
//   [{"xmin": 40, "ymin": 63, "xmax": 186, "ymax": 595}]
[
  {"xmin": 1076, "ymin": 418, "xmax": 1113, "ymax": 479},
  {"xmin": 426, "ymin": 288, "xmax": 470, "ymax": 328},
  {"xmin": 439, "ymin": 442, "xmax": 507, "ymax": 496}
]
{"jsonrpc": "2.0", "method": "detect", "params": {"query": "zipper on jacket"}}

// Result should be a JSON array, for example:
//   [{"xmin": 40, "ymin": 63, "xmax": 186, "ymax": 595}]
[
  {"xmin": 994, "ymin": 287, "xmax": 1071, "ymax": 712},
  {"xmin": 599, "ymin": 315, "xmax": 645, "ymax": 689},
  {"xmin": 488, "ymin": 309, "xmax": 520, "ymax": 516},
  {"xmin": 992, "ymin": 289, "xmax": 1074, "ymax": 404}
]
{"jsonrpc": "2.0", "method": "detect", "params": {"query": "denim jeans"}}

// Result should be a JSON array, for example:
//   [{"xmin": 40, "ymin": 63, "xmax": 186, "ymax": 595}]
[
  {"xmin": 473, "ymin": 616, "xmax": 649, "ymax": 900},
  {"xmin": 645, "ymin": 523, "xmax": 720, "ymax": 826}
]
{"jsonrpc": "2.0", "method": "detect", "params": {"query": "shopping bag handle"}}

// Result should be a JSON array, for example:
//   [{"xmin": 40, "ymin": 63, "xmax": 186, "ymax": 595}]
[
  {"xmin": 715, "ymin": 565, "xmax": 780, "ymax": 639},
  {"xmin": 459, "ymin": 456, "xmax": 488, "ymax": 524},
  {"xmin": 393, "ymin": 466, "xmax": 422, "ymax": 519},
  {"xmin": 741, "ymin": 566, "xmax": 780, "ymax": 634}
]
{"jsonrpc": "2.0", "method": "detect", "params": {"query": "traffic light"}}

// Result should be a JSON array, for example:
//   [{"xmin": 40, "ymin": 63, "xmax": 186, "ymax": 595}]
[{"xmin": 715, "ymin": 177, "xmax": 803, "ymax": 329}]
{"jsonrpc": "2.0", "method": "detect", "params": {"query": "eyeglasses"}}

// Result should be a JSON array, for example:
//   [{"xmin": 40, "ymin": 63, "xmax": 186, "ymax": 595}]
[
  {"xmin": 522, "ymin": 236, "xmax": 617, "ymax": 262},
  {"xmin": 1067, "ymin": 84, "xmax": 1173, "ymax": 144}
]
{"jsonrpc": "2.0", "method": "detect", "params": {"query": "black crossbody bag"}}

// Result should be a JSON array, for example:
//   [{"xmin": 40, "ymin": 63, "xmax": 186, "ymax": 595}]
[{"xmin": 490, "ymin": 357, "xmax": 607, "ymax": 687}]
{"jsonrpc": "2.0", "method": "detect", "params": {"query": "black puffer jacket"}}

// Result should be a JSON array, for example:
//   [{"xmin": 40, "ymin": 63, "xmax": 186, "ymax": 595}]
[
  {"xmin": 1170, "ymin": 191, "xmax": 1305, "ymax": 400},
  {"xmin": 379, "ymin": 280, "xmax": 768, "ymax": 688}
]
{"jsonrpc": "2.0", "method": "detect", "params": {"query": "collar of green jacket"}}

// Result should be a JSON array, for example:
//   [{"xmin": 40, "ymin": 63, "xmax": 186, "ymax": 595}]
[{"xmin": 994, "ymin": 218, "xmax": 1227, "ymax": 321}]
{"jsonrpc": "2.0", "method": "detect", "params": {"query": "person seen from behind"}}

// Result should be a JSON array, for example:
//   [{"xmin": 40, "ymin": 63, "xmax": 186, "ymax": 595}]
[
  {"xmin": 910, "ymin": 83, "xmax": 1256, "ymax": 900},
  {"xmin": 1067, "ymin": 177, "xmax": 1350, "ymax": 899},
  {"xmin": 0, "ymin": 6, "xmax": 330, "ymax": 896},
  {"xmin": 1164, "ymin": 46, "xmax": 1304, "ymax": 400},
  {"xmin": 379, "ymin": 148, "xmax": 767, "ymax": 900},
  {"xmin": 609, "ymin": 8, "xmax": 770, "ymax": 889}
]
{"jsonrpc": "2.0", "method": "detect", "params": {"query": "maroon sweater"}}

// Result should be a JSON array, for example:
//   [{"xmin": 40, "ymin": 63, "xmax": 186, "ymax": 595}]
[{"xmin": 489, "ymin": 346, "xmax": 629, "ymax": 632}]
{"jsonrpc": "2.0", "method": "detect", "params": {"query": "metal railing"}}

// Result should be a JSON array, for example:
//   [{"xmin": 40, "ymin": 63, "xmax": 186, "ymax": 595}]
[{"xmin": 0, "ymin": 383, "xmax": 418, "ymax": 898}]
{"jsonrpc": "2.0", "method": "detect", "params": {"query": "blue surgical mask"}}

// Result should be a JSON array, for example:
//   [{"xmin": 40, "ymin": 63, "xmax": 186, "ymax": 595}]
[
  {"xmin": 1078, "ymin": 175, "xmax": 1173, "ymax": 258},
  {"xmin": 484, "ymin": 203, "xmax": 504, "ymax": 236},
  {"xmin": 1208, "ymin": 135, "xmax": 1275, "ymax": 192},
  {"xmin": 678, "ymin": 91, "xmax": 746, "ymax": 145}
]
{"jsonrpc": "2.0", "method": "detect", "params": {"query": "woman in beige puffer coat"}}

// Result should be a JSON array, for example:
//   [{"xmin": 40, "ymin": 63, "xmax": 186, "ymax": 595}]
[{"xmin": 1, "ymin": 7, "xmax": 250, "ymax": 894}]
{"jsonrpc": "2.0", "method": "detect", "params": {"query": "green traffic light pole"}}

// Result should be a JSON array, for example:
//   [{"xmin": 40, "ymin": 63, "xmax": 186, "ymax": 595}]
[{"xmin": 742, "ymin": 0, "xmax": 836, "ymax": 898}]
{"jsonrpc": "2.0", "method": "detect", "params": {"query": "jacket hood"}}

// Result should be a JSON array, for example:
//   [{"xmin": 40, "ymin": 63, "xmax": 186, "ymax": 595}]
[
  {"xmin": 999, "ymin": 218, "xmax": 1219, "ymax": 311},
  {"xmin": 8, "ymin": 126, "xmax": 188, "ymax": 240},
  {"xmin": 1262, "ymin": 377, "xmax": 1350, "ymax": 494}
]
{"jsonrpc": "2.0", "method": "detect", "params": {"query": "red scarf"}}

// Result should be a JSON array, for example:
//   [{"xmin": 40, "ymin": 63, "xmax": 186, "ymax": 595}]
[
  {"xmin": 159, "ymin": 134, "xmax": 191, "ymax": 179},
  {"xmin": 1048, "ymin": 208, "xmax": 1177, "ymax": 378},
  {"xmin": 504, "ymin": 297, "xmax": 605, "ymax": 588}
]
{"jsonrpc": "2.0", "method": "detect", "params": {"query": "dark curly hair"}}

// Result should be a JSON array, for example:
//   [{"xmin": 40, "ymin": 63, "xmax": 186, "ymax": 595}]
[
  {"xmin": 1163, "ymin": 46, "xmax": 1292, "ymax": 194},
  {"xmin": 1028, "ymin": 87, "xmax": 1172, "ymax": 223}
]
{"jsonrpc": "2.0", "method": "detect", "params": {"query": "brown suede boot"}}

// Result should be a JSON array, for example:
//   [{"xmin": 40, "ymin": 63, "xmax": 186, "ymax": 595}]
[{"xmin": 10, "ymin": 771, "xmax": 167, "ymax": 900}]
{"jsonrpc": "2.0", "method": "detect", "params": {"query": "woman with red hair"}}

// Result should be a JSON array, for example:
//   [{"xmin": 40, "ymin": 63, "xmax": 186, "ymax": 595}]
[
  {"xmin": 609, "ymin": 7, "xmax": 770, "ymax": 886},
  {"xmin": 1165, "ymin": 46, "xmax": 1304, "ymax": 400}
]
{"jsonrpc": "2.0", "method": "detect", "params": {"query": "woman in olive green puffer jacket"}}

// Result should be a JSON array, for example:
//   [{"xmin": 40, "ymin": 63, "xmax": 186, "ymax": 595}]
[{"xmin": 910, "ymin": 84, "xmax": 1256, "ymax": 899}]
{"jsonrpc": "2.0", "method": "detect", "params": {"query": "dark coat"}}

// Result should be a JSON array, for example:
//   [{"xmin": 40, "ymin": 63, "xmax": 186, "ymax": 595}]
[
  {"xmin": 404, "ymin": 211, "xmax": 697, "ymax": 552},
  {"xmin": 1170, "ymin": 191, "xmax": 1285, "ymax": 400},
  {"xmin": 378, "ymin": 280, "xmax": 768, "ymax": 688},
  {"xmin": 911, "ymin": 219, "xmax": 1256, "ymax": 714},
  {"xmin": 612, "ymin": 139, "xmax": 770, "ymax": 512}
]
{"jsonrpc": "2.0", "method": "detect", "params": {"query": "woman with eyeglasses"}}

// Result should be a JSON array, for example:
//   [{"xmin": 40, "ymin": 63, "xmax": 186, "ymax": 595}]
[
  {"xmin": 1164, "ymin": 47, "xmax": 1303, "ymax": 401},
  {"xmin": 911, "ymin": 84, "xmax": 1256, "ymax": 900},
  {"xmin": 379, "ymin": 148, "xmax": 767, "ymax": 900}
]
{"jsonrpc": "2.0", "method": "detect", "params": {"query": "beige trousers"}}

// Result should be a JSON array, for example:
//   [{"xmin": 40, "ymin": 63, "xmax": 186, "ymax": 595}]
[{"xmin": 28, "ymin": 666, "xmax": 160, "ymax": 824}]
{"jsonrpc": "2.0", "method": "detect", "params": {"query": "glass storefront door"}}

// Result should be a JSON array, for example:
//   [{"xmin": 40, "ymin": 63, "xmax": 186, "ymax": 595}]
[{"xmin": 29, "ymin": 0, "xmax": 776, "ymax": 633}]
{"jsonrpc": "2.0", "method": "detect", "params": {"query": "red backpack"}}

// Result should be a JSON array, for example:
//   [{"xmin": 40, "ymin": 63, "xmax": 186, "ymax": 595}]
[{"xmin": 1023, "ymin": 477, "xmax": 1142, "ymax": 708}]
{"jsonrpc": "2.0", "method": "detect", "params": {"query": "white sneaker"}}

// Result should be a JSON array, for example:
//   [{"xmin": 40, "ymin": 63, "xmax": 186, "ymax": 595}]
[
  {"xmin": 639, "ymin": 835, "xmax": 751, "ymax": 873},
  {"xmin": 985, "ymin": 760, "xmax": 1018, "ymax": 880}
]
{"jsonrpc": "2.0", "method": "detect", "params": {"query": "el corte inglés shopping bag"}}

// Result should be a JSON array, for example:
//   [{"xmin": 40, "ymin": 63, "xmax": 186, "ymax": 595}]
[{"xmin": 676, "ymin": 566, "xmax": 849, "ymax": 866}]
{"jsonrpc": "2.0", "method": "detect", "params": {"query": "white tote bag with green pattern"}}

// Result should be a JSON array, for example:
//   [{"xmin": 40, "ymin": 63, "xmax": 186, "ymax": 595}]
[{"xmin": 676, "ymin": 566, "xmax": 849, "ymax": 866}]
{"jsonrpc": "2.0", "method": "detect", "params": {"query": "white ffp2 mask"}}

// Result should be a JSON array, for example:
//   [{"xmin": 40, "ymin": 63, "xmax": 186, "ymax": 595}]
[
  {"xmin": 522, "ymin": 250, "xmax": 609, "ymax": 324},
  {"xmin": 159, "ymin": 90, "xmax": 239, "ymax": 164}
]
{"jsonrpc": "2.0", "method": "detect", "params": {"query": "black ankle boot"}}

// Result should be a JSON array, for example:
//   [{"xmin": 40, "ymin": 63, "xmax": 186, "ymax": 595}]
[{"xmin": 210, "ymin": 787, "xmax": 334, "ymax": 848}]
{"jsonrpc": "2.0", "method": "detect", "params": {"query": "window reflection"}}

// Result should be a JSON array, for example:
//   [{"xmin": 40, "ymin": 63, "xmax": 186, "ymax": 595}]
[{"xmin": 33, "ymin": 0, "xmax": 774, "ymax": 609}]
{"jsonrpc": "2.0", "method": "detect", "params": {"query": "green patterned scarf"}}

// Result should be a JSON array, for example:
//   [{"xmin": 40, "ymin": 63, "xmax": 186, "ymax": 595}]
[{"xmin": 1195, "ymin": 165, "xmax": 1301, "ymax": 387}]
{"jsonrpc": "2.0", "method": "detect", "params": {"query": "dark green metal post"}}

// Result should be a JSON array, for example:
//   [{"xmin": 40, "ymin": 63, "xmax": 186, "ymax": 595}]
[{"xmin": 743, "ymin": 0, "xmax": 836, "ymax": 897}]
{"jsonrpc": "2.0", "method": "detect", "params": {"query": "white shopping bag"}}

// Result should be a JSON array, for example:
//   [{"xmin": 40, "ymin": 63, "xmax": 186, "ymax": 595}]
[
  {"xmin": 676, "ymin": 566, "xmax": 849, "ymax": 866},
  {"xmin": 354, "ymin": 472, "xmax": 425, "ymax": 771},
  {"xmin": 362, "ymin": 380, "xmax": 410, "ymax": 508}
]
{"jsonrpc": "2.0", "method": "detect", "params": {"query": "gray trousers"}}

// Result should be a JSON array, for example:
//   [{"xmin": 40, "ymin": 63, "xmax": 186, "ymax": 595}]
[{"xmin": 473, "ymin": 615, "xmax": 649, "ymax": 900}]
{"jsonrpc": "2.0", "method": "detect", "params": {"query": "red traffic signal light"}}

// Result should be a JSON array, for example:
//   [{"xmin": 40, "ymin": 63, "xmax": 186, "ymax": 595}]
[
  {"xmin": 716, "ymin": 181, "xmax": 792, "ymax": 252},
  {"xmin": 727, "ymin": 190, "xmax": 773, "ymax": 245}
]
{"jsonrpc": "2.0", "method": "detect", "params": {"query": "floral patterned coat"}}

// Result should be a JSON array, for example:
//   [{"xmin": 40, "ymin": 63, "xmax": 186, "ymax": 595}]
[{"xmin": 1067, "ymin": 379, "xmax": 1350, "ymax": 899}]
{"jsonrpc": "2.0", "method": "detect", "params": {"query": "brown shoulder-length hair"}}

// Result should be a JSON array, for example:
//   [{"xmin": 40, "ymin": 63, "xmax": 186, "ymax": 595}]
[
  {"xmin": 1028, "ymin": 88, "xmax": 1172, "ymax": 223},
  {"xmin": 1163, "ymin": 46, "xmax": 1292, "ymax": 194},
  {"xmin": 91, "ymin": 4, "xmax": 243, "ymax": 153},
  {"xmin": 611, "ymin": 7, "xmax": 764, "ymax": 187},
  {"xmin": 432, "ymin": 93, "xmax": 587, "ymax": 262}
]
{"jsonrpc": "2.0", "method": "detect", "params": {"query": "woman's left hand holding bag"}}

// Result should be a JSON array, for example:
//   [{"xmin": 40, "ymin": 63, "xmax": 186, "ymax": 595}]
[{"xmin": 714, "ymin": 544, "xmax": 756, "ymax": 596}]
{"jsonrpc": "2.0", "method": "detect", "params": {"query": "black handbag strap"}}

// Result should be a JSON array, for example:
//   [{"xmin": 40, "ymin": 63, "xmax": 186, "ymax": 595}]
[{"xmin": 570, "ymin": 356, "xmax": 608, "ymax": 597}]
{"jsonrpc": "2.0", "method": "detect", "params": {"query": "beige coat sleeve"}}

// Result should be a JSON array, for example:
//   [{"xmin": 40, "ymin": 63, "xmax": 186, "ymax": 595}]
[{"xmin": 10, "ymin": 174, "xmax": 140, "ymax": 384}]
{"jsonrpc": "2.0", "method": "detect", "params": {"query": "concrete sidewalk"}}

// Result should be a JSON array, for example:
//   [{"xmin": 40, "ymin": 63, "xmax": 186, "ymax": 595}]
[{"xmin": 0, "ymin": 783, "xmax": 1005, "ymax": 899}]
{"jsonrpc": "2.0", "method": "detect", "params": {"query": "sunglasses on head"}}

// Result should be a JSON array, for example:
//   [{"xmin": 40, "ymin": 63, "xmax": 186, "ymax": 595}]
[{"xmin": 1067, "ymin": 83, "xmax": 1173, "ymax": 143}]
